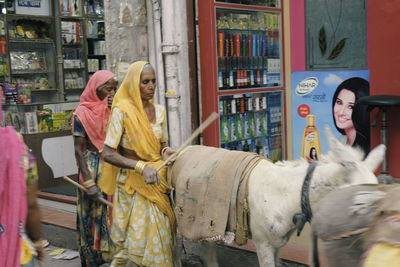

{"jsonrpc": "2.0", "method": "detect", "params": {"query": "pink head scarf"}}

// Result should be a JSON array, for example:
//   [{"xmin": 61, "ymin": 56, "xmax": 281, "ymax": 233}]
[
  {"xmin": 0, "ymin": 93, "xmax": 28, "ymax": 266},
  {"xmin": 73, "ymin": 70, "xmax": 115, "ymax": 151}
]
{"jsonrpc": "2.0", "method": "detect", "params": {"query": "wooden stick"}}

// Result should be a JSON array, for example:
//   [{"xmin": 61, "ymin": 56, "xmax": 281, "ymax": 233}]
[
  {"xmin": 62, "ymin": 176, "xmax": 113, "ymax": 207},
  {"xmin": 156, "ymin": 112, "xmax": 219, "ymax": 172}
]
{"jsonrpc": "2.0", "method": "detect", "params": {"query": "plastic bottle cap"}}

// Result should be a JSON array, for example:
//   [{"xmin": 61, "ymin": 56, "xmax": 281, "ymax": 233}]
[{"xmin": 306, "ymin": 114, "xmax": 315, "ymax": 126}]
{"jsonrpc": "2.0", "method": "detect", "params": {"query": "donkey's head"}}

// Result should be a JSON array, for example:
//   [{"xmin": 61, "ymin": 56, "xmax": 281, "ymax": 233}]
[{"xmin": 323, "ymin": 126, "xmax": 385, "ymax": 186}]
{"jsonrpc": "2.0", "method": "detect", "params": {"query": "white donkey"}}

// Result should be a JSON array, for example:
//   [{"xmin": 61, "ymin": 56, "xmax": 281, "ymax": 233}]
[{"xmin": 172, "ymin": 127, "xmax": 386, "ymax": 267}]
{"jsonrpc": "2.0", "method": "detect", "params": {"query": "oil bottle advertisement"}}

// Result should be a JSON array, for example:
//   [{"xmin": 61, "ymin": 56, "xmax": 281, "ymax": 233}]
[{"xmin": 291, "ymin": 70, "xmax": 370, "ymax": 161}]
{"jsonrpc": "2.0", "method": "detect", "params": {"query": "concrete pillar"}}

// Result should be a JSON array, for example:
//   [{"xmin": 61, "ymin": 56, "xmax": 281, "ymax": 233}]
[{"xmin": 161, "ymin": 0, "xmax": 192, "ymax": 148}]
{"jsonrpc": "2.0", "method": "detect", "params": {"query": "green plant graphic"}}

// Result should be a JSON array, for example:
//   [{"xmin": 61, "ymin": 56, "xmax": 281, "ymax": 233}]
[{"xmin": 318, "ymin": 0, "xmax": 347, "ymax": 60}]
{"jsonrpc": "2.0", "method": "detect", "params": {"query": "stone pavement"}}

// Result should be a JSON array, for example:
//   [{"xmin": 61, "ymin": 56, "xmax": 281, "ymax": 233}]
[
  {"xmin": 36, "ymin": 246, "xmax": 81, "ymax": 267},
  {"xmin": 36, "ymin": 244, "xmax": 306, "ymax": 267},
  {"xmin": 37, "ymin": 197, "xmax": 308, "ymax": 266}
]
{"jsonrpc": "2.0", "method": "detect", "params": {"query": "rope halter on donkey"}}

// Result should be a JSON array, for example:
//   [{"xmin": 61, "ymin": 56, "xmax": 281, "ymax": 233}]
[{"xmin": 293, "ymin": 162, "xmax": 317, "ymax": 236}]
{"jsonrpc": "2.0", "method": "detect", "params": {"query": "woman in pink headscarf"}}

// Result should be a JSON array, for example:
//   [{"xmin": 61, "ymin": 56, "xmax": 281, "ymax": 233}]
[
  {"xmin": 0, "ymin": 94, "xmax": 42, "ymax": 267},
  {"xmin": 72, "ymin": 70, "xmax": 117, "ymax": 266}
]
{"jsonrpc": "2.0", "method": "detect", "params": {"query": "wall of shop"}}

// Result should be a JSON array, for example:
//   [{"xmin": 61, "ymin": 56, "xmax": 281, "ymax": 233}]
[
  {"xmin": 290, "ymin": 0, "xmax": 400, "ymax": 178},
  {"xmin": 368, "ymin": 0, "xmax": 400, "ymax": 178},
  {"xmin": 104, "ymin": 0, "xmax": 148, "ymax": 82}
]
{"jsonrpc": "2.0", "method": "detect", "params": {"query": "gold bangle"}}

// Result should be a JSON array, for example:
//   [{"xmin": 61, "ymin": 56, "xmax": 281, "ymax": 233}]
[
  {"xmin": 137, "ymin": 161, "xmax": 146, "ymax": 175},
  {"xmin": 84, "ymin": 179, "xmax": 96, "ymax": 188},
  {"xmin": 161, "ymin": 147, "xmax": 168, "ymax": 156},
  {"xmin": 135, "ymin": 160, "xmax": 147, "ymax": 175}
]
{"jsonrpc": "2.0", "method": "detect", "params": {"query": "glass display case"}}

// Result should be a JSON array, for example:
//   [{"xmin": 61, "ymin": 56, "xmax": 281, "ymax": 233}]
[
  {"xmin": 85, "ymin": 19, "xmax": 105, "ymax": 78},
  {"xmin": 219, "ymin": 91, "xmax": 282, "ymax": 161},
  {"xmin": 198, "ymin": 0, "xmax": 285, "ymax": 161},
  {"xmin": 1, "ymin": 100, "xmax": 77, "ymax": 133},
  {"xmin": 216, "ymin": 8, "xmax": 281, "ymax": 90},
  {"xmin": 6, "ymin": 14, "xmax": 58, "ymax": 104},
  {"xmin": 61, "ymin": 19, "xmax": 86, "ymax": 92},
  {"xmin": 84, "ymin": 0, "xmax": 106, "ymax": 79}
]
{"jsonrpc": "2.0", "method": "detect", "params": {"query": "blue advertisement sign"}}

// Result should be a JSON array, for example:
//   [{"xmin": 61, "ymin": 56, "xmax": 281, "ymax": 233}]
[
  {"xmin": 17, "ymin": 0, "xmax": 41, "ymax": 8},
  {"xmin": 291, "ymin": 70, "xmax": 370, "ymax": 160}
]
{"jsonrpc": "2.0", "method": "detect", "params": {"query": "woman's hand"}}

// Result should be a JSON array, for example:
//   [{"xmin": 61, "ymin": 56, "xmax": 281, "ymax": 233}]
[
  {"xmin": 86, "ymin": 184, "xmax": 100, "ymax": 199},
  {"xmin": 161, "ymin": 147, "xmax": 177, "ymax": 165},
  {"xmin": 142, "ymin": 165, "xmax": 161, "ymax": 185}
]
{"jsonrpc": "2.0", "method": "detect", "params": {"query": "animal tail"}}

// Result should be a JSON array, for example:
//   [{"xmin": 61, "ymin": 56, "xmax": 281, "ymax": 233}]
[{"xmin": 310, "ymin": 231, "xmax": 320, "ymax": 267}]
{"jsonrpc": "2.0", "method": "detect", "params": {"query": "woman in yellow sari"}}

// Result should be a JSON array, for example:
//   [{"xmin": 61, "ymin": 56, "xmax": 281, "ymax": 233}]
[{"xmin": 99, "ymin": 61, "xmax": 176, "ymax": 266}]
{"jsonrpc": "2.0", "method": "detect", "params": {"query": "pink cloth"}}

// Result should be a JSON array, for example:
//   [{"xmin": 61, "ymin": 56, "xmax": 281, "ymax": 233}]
[
  {"xmin": 0, "ymin": 93, "xmax": 27, "ymax": 266},
  {"xmin": 73, "ymin": 70, "xmax": 115, "ymax": 151}
]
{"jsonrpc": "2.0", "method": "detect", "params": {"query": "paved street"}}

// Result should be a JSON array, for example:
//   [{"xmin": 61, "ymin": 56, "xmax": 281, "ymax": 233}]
[
  {"xmin": 36, "ymin": 245, "xmax": 307, "ymax": 267},
  {"xmin": 36, "ymin": 246, "xmax": 81, "ymax": 267}
]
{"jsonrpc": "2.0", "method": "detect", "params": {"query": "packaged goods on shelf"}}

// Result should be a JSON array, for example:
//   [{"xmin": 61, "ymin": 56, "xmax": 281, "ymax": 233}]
[
  {"xmin": 4, "ymin": 83, "xmax": 18, "ymax": 104},
  {"xmin": 7, "ymin": 20, "xmax": 51, "ymax": 40},
  {"xmin": 235, "ymin": 0, "xmax": 279, "ymax": 8},
  {"xmin": 100, "ymin": 59, "xmax": 106, "ymax": 70},
  {"xmin": 61, "ymin": 21, "xmax": 80, "ymax": 44},
  {"xmin": 13, "ymin": 76, "xmax": 50, "ymax": 91},
  {"xmin": 60, "ymin": 0, "xmax": 81, "ymax": 16},
  {"xmin": 93, "ymin": 40, "xmax": 105, "ymax": 55},
  {"xmin": 0, "ymin": 38, "xmax": 7, "ymax": 55},
  {"xmin": 17, "ymin": 88, "xmax": 31, "ymax": 104},
  {"xmin": 12, "ymin": 112, "xmax": 23, "ymax": 132},
  {"xmin": 88, "ymin": 59, "xmax": 99, "ymax": 72},
  {"xmin": 63, "ymin": 59, "xmax": 82, "ymax": 69},
  {"xmin": 85, "ymin": 0, "xmax": 104, "ymax": 16},
  {"xmin": 219, "ymin": 92, "xmax": 282, "ymax": 161},
  {"xmin": 10, "ymin": 51, "xmax": 47, "ymax": 72},
  {"xmin": 64, "ymin": 70, "xmax": 84, "ymax": 89},
  {"xmin": 85, "ymin": 21, "xmax": 99, "ymax": 38},
  {"xmin": 64, "ymin": 48, "xmax": 80, "ymax": 60},
  {"xmin": 37, "ymin": 108, "xmax": 52, "ymax": 132},
  {"xmin": 0, "ymin": 20, "xmax": 4, "ymax": 35},
  {"xmin": 52, "ymin": 112, "xmax": 67, "ymax": 131},
  {"xmin": 24, "ymin": 112, "xmax": 39, "ymax": 133}
]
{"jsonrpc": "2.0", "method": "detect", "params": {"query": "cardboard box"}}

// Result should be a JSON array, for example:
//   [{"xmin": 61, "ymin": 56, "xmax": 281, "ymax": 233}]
[
  {"xmin": 24, "ymin": 111, "xmax": 39, "ymax": 133},
  {"xmin": 52, "ymin": 112, "xmax": 67, "ymax": 131},
  {"xmin": 37, "ymin": 109, "xmax": 52, "ymax": 132}
]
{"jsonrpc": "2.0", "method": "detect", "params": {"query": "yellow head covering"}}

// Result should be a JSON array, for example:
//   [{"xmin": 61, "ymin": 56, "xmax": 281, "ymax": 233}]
[{"xmin": 99, "ymin": 61, "xmax": 175, "ymax": 229}]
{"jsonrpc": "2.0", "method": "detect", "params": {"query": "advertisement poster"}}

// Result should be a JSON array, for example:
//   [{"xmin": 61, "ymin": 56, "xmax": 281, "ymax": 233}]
[{"xmin": 291, "ymin": 70, "xmax": 370, "ymax": 160}]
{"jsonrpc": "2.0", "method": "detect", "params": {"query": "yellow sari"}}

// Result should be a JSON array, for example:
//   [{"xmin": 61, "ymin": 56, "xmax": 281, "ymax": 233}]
[{"xmin": 99, "ymin": 61, "xmax": 174, "ymax": 266}]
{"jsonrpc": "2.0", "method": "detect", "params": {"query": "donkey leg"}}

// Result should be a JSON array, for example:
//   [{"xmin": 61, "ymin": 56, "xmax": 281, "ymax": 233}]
[
  {"xmin": 200, "ymin": 242, "xmax": 219, "ymax": 267},
  {"xmin": 253, "ymin": 240, "xmax": 277, "ymax": 267},
  {"xmin": 274, "ymin": 248, "xmax": 282, "ymax": 267},
  {"xmin": 172, "ymin": 231, "xmax": 183, "ymax": 267}
]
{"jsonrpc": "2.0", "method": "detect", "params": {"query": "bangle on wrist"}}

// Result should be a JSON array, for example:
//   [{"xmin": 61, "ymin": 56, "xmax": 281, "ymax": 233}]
[
  {"xmin": 161, "ymin": 147, "xmax": 168, "ymax": 156},
  {"xmin": 135, "ymin": 160, "xmax": 147, "ymax": 175},
  {"xmin": 84, "ymin": 179, "xmax": 96, "ymax": 188}
]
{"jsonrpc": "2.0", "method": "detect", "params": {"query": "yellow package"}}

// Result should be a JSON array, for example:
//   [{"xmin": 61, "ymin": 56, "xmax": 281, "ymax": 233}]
[{"xmin": 16, "ymin": 25, "xmax": 25, "ymax": 38}]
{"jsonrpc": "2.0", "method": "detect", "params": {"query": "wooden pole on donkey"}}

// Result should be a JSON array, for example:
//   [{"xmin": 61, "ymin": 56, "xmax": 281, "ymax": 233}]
[{"xmin": 156, "ymin": 112, "xmax": 219, "ymax": 172}]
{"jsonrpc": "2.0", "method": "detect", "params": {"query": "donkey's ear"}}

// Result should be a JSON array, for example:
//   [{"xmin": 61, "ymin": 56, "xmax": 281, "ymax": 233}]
[
  {"xmin": 325, "ymin": 126, "xmax": 346, "ymax": 159},
  {"xmin": 363, "ymin": 144, "xmax": 386, "ymax": 172}
]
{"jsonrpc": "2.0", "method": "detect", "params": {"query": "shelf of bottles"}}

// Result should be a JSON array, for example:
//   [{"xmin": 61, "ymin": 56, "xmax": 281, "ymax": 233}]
[
  {"xmin": 219, "ymin": 91, "xmax": 283, "ymax": 162},
  {"xmin": 216, "ymin": 8, "xmax": 281, "ymax": 91}
]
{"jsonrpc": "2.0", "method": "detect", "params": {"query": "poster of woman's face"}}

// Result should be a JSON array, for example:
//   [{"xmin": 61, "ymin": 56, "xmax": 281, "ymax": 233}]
[{"xmin": 291, "ymin": 70, "xmax": 370, "ymax": 159}]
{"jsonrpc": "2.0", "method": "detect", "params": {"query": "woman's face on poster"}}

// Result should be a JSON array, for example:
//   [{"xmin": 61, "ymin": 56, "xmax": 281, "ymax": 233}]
[{"xmin": 334, "ymin": 88, "xmax": 355, "ymax": 130}]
